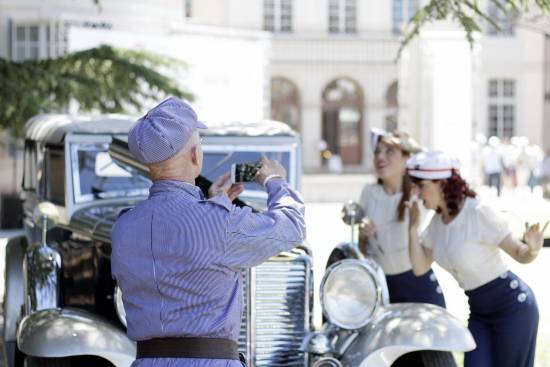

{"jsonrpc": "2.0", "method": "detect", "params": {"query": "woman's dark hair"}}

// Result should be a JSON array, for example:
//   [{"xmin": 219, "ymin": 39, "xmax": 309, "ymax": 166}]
[
  {"xmin": 376, "ymin": 144, "xmax": 411, "ymax": 222},
  {"xmin": 410, "ymin": 170, "xmax": 476, "ymax": 217},
  {"xmin": 376, "ymin": 175, "xmax": 411, "ymax": 222}
]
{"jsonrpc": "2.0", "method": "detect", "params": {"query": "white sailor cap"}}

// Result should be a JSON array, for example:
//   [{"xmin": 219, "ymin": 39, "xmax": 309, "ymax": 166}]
[{"xmin": 406, "ymin": 150, "xmax": 461, "ymax": 180}]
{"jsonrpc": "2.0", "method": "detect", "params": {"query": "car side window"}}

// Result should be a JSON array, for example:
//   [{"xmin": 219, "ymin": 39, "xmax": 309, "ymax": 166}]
[
  {"xmin": 44, "ymin": 146, "xmax": 65, "ymax": 205},
  {"xmin": 22, "ymin": 140, "xmax": 37, "ymax": 192}
]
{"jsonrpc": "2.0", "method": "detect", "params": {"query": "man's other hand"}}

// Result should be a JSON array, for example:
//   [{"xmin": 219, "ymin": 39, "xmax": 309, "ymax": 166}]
[{"xmin": 209, "ymin": 172, "xmax": 244, "ymax": 201}]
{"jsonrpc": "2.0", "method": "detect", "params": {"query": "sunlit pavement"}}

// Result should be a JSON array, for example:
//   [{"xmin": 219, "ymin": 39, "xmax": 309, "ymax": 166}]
[{"xmin": 303, "ymin": 176, "xmax": 550, "ymax": 367}]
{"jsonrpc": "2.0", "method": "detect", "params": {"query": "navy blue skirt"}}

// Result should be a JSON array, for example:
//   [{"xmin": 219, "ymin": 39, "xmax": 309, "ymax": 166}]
[
  {"xmin": 385, "ymin": 268, "xmax": 446, "ymax": 307},
  {"xmin": 464, "ymin": 271, "xmax": 539, "ymax": 367}
]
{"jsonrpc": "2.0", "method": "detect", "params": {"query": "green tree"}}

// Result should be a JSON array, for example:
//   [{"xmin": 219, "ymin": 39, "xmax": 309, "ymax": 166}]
[
  {"xmin": 401, "ymin": 0, "xmax": 550, "ymax": 55},
  {"xmin": 0, "ymin": 45, "xmax": 193, "ymax": 138}
]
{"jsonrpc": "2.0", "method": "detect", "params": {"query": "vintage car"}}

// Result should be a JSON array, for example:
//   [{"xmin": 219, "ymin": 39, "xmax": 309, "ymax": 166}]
[{"xmin": 2, "ymin": 114, "xmax": 313, "ymax": 367}]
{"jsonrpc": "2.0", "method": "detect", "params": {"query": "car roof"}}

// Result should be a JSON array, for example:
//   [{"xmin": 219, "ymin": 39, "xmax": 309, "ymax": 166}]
[{"xmin": 25, "ymin": 114, "xmax": 298, "ymax": 144}]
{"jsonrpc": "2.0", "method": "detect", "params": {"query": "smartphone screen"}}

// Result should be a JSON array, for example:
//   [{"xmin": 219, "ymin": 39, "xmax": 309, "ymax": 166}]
[{"xmin": 232, "ymin": 162, "xmax": 261, "ymax": 183}]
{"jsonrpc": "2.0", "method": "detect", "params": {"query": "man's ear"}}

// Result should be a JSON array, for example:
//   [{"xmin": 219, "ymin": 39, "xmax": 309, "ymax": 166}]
[{"xmin": 190, "ymin": 147, "xmax": 198, "ymax": 165}]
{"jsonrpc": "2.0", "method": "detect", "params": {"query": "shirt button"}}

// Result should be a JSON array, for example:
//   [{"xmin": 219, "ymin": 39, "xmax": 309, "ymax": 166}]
[
  {"xmin": 500, "ymin": 271, "xmax": 509, "ymax": 279},
  {"xmin": 517, "ymin": 293, "xmax": 527, "ymax": 303},
  {"xmin": 509, "ymin": 280, "xmax": 519, "ymax": 289},
  {"xmin": 429, "ymin": 273, "xmax": 437, "ymax": 282}
]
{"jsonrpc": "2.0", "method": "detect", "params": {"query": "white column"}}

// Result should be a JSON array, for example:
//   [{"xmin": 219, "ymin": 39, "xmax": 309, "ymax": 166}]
[{"xmin": 400, "ymin": 24, "xmax": 475, "ymax": 179}]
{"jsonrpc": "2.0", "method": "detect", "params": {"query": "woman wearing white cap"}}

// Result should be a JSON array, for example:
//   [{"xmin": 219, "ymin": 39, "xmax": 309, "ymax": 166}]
[
  {"xmin": 407, "ymin": 150, "xmax": 544, "ymax": 367},
  {"xmin": 358, "ymin": 129, "xmax": 446, "ymax": 309}
]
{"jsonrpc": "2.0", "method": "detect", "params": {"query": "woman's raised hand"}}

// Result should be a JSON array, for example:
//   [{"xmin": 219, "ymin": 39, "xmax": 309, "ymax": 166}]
[
  {"xmin": 359, "ymin": 217, "xmax": 377, "ymax": 238},
  {"xmin": 405, "ymin": 195, "xmax": 421, "ymax": 231},
  {"xmin": 521, "ymin": 221, "xmax": 549, "ymax": 257}
]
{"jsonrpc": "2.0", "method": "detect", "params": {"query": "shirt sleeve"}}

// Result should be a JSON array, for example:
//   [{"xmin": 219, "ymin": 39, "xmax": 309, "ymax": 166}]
[
  {"xmin": 222, "ymin": 178, "xmax": 306, "ymax": 269},
  {"xmin": 476, "ymin": 203, "xmax": 511, "ymax": 246}
]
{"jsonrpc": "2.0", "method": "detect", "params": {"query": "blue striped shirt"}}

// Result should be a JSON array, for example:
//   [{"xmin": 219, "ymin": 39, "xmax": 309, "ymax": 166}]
[{"xmin": 111, "ymin": 178, "xmax": 305, "ymax": 367}]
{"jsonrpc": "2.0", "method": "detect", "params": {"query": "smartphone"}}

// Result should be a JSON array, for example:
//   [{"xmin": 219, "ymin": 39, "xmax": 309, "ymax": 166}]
[{"xmin": 231, "ymin": 161, "xmax": 261, "ymax": 183}]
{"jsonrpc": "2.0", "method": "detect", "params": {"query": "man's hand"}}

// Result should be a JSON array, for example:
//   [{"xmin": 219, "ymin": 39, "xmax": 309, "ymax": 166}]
[
  {"xmin": 208, "ymin": 172, "xmax": 244, "ymax": 201},
  {"xmin": 256, "ymin": 158, "xmax": 287, "ymax": 186}
]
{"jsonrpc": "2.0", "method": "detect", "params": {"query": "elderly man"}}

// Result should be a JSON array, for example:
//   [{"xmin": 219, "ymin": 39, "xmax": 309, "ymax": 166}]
[{"xmin": 111, "ymin": 97, "xmax": 306, "ymax": 367}]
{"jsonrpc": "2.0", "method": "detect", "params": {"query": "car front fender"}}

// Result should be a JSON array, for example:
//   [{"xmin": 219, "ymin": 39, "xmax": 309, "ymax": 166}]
[
  {"xmin": 342, "ymin": 303, "xmax": 475, "ymax": 367},
  {"xmin": 2, "ymin": 232, "xmax": 26, "ymax": 340},
  {"xmin": 17, "ymin": 308, "xmax": 135, "ymax": 367}
]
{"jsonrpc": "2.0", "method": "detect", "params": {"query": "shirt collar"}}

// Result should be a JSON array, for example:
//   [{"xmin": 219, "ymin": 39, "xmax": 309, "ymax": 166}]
[{"xmin": 149, "ymin": 179, "xmax": 204, "ymax": 199}]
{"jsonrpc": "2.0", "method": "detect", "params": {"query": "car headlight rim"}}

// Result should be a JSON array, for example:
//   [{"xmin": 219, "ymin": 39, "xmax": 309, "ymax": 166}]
[{"xmin": 320, "ymin": 259, "xmax": 381, "ymax": 330}]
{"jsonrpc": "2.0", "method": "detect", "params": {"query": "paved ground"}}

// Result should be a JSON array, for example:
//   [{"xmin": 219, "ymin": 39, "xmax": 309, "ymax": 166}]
[{"xmin": 2, "ymin": 174, "xmax": 550, "ymax": 366}]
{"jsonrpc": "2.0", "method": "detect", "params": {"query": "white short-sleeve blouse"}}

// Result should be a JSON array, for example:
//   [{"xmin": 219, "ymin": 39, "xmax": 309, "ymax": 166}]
[
  {"xmin": 359, "ymin": 184, "xmax": 413, "ymax": 275},
  {"xmin": 421, "ymin": 197, "xmax": 511, "ymax": 290}
]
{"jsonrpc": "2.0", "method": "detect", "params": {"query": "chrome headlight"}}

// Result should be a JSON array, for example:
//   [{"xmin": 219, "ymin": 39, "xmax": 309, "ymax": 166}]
[
  {"xmin": 114, "ymin": 285, "xmax": 127, "ymax": 327},
  {"xmin": 320, "ymin": 259, "xmax": 381, "ymax": 330}
]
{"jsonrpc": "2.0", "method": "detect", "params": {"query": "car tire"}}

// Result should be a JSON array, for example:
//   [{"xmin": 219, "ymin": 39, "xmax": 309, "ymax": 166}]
[
  {"xmin": 24, "ymin": 357, "xmax": 71, "ymax": 367},
  {"xmin": 392, "ymin": 351, "xmax": 457, "ymax": 367},
  {"xmin": 420, "ymin": 351, "xmax": 457, "ymax": 367}
]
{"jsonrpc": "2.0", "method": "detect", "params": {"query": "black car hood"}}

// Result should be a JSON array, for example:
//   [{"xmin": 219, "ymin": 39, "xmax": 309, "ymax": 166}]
[{"xmin": 70, "ymin": 203, "xmax": 137, "ymax": 243}]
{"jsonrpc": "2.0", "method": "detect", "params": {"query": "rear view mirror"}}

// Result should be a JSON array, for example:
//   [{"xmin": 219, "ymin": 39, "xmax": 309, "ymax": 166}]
[{"xmin": 341, "ymin": 201, "xmax": 364, "ymax": 226}]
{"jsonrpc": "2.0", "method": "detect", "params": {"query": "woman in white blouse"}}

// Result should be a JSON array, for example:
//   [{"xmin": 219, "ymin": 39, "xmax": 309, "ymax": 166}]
[
  {"xmin": 407, "ymin": 150, "xmax": 544, "ymax": 367},
  {"xmin": 359, "ymin": 129, "xmax": 446, "ymax": 308}
]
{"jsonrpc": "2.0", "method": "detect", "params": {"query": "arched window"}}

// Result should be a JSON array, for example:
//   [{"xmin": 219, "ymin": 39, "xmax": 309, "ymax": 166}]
[
  {"xmin": 322, "ymin": 78, "xmax": 364, "ymax": 165},
  {"xmin": 270, "ymin": 77, "xmax": 301, "ymax": 131},
  {"xmin": 385, "ymin": 80, "xmax": 398, "ymax": 132}
]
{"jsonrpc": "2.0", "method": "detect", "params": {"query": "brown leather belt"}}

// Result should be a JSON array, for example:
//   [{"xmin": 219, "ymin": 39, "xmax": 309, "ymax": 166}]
[{"xmin": 136, "ymin": 337, "xmax": 239, "ymax": 360}]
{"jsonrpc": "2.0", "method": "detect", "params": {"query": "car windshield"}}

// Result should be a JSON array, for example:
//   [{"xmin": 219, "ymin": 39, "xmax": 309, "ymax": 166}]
[
  {"xmin": 71, "ymin": 142, "xmax": 151, "ymax": 203},
  {"xmin": 202, "ymin": 148, "xmax": 293, "ymax": 198}
]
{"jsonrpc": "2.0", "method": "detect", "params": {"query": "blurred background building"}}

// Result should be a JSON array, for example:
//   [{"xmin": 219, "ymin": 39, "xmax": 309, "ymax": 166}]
[{"xmin": 0, "ymin": 0, "xmax": 549, "ymax": 181}]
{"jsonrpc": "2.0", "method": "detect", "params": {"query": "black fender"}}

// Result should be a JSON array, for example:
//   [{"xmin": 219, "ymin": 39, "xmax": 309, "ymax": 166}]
[
  {"xmin": 325, "ymin": 242, "xmax": 361, "ymax": 270},
  {"xmin": 2, "ymin": 232, "xmax": 27, "ymax": 367}
]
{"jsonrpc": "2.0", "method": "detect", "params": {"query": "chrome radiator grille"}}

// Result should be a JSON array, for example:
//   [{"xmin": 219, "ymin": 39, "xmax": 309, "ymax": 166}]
[{"xmin": 238, "ymin": 250, "xmax": 312, "ymax": 367}]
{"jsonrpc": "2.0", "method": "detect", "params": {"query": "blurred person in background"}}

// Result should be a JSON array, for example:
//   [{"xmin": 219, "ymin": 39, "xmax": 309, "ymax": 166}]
[
  {"xmin": 525, "ymin": 142, "xmax": 544, "ymax": 193},
  {"xmin": 482, "ymin": 136, "xmax": 504, "ymax": 196},
  {"xmin": 538, "ymin": 150, "xmax": 550, "ymax": 198},
  {"xmin": 502, "ymin": 138, "xmax": 519, "ymax": 189},
  {"xmin": 470, "ymin": 133, "xmax": 487, "ymax": 188}
]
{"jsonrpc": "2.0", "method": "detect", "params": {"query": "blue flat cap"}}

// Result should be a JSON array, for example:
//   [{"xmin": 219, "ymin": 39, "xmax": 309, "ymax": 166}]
[{"xmin": 128, "ymin": 97, "xmax": 207, "ymax": 164}]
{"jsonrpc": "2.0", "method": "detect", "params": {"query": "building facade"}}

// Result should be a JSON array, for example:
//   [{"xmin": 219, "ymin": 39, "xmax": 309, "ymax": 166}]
[
  {"xmin": 0, "ymin": 0, "xmax": 548, "ymax": 177},
  {"xmin": 191, "ymin": 0, "xmax": 548, "ymax": 172}
]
